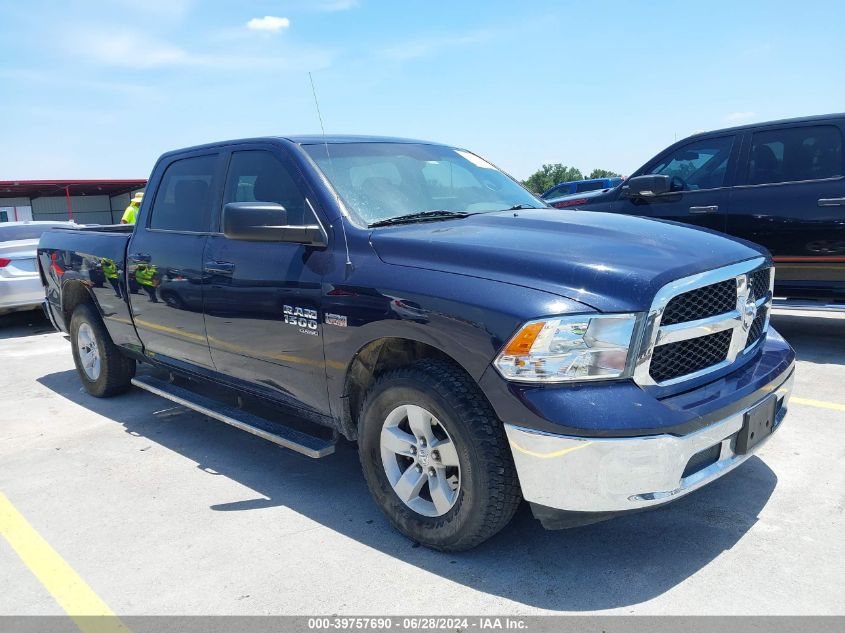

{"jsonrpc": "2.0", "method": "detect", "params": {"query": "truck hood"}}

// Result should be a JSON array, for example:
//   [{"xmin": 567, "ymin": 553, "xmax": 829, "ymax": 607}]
[{"xmin": 369, "ymin": 209, "xmax": 766, "ymax": 313}]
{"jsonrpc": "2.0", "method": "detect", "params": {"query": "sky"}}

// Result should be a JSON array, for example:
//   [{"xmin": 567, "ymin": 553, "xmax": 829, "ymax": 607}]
[{"xmin": 1, "ymin": 0, "xmax": 844, "ymax": 181}]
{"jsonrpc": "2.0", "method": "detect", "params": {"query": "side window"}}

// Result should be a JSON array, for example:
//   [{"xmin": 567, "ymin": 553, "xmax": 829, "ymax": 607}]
[
  {"xmin": 543, "ymin": 184, "xmax": 571, "ymax": 198},
  {"xmin": 149, "ymin": 154, "xmax": 217, "ymax": 232},
  {"xmin": 747, "ymin": 125, "xmax": 843, "ymax": 185},
  {"xmin": 575, "ymin": 181, "xmax": 605, "ymax": 193},
  {"xmin": 649, "ymin": 136, "xmax": 735, "ymax": 191},
  {"xmin": 223, "ymin": 150, "xmax": 315, "ymax": 226}
]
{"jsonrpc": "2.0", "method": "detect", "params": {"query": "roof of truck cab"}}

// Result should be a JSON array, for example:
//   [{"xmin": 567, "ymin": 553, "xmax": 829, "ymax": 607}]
[
  {"xmin": 687, "ymin": 112, "xmax": 845, "ymax": 139},
  {"xmin": 158, "ymin": 135, "xmax": 447, "ymax": 158},
  {"xmin": 282, "ymin": 134, "xmax": 442, "ymax": 145}
]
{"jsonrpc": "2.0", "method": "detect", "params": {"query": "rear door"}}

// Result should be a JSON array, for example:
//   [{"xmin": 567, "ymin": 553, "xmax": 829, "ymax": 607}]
[
  {"xmin": 728, "ymin": 122, "xmax": 845, "ymax": 300},
  {"xmin": 202, "ymin": 145, "xmax": 329, "ymax": 414},
  {"xmin": 614, "ymin": 134, "xmax": 739, "ymax": 232},
  {"xmin": 127, "ymin": 152, "xmax": 221, "ymax": 369}
]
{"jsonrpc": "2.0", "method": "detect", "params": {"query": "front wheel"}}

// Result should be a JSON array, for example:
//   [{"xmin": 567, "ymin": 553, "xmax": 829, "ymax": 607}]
[
  {"xmin": 358, "ymin": 359, "xmax": 521, "ymax": 551},
  {"xmin": 70, "ymin": 303, "xmax": 136, "ymax": 397}
]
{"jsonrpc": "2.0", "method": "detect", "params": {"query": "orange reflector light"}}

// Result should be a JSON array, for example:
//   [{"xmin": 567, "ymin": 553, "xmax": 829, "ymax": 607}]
[{"xmin": 503, "ymin": 321, "xmax": 546, "ymax": 356}]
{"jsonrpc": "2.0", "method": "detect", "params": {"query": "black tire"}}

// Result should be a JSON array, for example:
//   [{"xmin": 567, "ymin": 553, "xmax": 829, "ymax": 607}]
[
  {"xmin": 358, "ymin": 358, "xmax": 521, "ymax": 551},
  {"xmin": 69, "ymin": 303, "xmax": 136, "ymax": 398}
]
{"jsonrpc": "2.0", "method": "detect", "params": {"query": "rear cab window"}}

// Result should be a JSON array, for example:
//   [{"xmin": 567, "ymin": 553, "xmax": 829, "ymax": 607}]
[
  {"xmin": 148, "ymin": 154, "xmax": 218, "ymax": 232},
  {"xmin": 745, "ymin": 125, "xmax": 843, "ymax": 185}
]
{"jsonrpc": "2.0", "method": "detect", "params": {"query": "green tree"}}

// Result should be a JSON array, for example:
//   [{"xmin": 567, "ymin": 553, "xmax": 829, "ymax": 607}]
[
  {"xmin": 588, "ymin": 168, "xmax": 622, "ymax": 179},
  {"xmin": 522, "ymin": 164, "xmax": 583, "ymax": 194}
]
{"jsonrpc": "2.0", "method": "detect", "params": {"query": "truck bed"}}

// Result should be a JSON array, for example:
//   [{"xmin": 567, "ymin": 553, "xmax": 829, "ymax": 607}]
[{"xmin": 37, "ymin": 226, "xmax": 138, "ymax": 348}]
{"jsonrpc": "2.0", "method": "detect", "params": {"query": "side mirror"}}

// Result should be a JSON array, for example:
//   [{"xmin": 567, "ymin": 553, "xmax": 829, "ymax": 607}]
[
  {"xmin": 222, "ymin": 202, "xmax": 327, "ymax": 246},
  {"xmin": 620, "ymin": 174, "xmax": 671, "ymax": 199}
]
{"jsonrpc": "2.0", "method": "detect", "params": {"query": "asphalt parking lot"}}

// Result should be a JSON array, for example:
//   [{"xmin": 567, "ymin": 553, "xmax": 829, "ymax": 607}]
[{"xmin": 1, "ymin": 309, "xmax": 843, "ymax": 616}]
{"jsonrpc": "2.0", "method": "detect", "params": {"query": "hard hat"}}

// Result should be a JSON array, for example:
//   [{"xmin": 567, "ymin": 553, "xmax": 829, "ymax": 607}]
[{"xmin": 131, "ymin": 192, "xmax": 144, "ymax": 204}]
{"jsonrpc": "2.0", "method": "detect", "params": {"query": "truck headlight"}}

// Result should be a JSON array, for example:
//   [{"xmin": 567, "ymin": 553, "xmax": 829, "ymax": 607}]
[{"xmin": 494, "ymin": 314, "xmax": 639, "ymax": 383}]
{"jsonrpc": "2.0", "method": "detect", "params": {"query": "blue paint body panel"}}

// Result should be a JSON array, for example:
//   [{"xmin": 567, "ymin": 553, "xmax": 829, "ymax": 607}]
[{"xmin": 37, "ymin": 135, "xmax": 795, "ymax": 441}]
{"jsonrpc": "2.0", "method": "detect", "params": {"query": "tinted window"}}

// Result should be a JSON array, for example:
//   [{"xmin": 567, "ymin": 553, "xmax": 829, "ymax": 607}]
[
  {"xmin": 649, "ymin": 136, "xmax": 735, "ymax": 190},
  {"xmin": 0, "ymin": 223, "xmax": 69, "ymax": 242},
  {"xmin": 575, "ymin": 181, "xmax": 605, "ymax": 193},
  {"xmin": 541, "ymin": 184, "xmax": 571, "ymax": 199},
  {"xmin": 150, "ymin": 155, "xmax": 217, "ymax": 232},
  {"xmin": 223, "ymin": 150, "xmax": 315, "ymax": 226},
  {"xmin": 747, "ymin": 125, "xmax": 843, "ymax": 185}
]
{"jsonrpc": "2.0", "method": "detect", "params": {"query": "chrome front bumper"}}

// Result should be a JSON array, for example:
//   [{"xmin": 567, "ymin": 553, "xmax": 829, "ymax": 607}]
[{"xmin": 505, "ymin": 371, "xmax": 793, "ymax": 514}]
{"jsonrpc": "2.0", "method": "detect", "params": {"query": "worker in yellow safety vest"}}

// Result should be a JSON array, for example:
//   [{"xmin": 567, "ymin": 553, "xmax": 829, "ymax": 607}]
[
  {"xmin": 102, "ymin": 257, "xmax": 122, "ymax": 298},
  {"xmin": 121, "ymin": 191, "xmax": 143, "ymax": 224},
  {"xmin": 135, "ymin": 263, "xmax": 159, "ymax": 302}
]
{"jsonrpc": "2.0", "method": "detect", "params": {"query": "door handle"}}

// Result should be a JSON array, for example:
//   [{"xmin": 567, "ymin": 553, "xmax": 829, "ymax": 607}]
[
  {"xmin": 129, "ymin": 252, "xmax": 151, "ymax": 263},
  {"xmin": 818, "ymin": 198, "xmax": 845, "ymax": 207},
  {"xmin": 204, "ymin": 261, "xmax": 235, "ymax": 275},
  {"xmin": 689, "ymin": 205, "xmax": 719, "ymax": 214}
]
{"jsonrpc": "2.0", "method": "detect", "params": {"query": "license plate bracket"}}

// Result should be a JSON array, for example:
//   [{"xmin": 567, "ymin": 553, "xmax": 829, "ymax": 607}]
[{"xmin": 736, "ymin": 394, "xmax": 777, "ymax": 455}]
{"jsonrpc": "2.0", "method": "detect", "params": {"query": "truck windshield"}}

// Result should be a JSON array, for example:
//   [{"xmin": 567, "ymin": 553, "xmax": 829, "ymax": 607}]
[{"xmin": 302, "ymin": 142, "xmax": 545, "ymax": 226}]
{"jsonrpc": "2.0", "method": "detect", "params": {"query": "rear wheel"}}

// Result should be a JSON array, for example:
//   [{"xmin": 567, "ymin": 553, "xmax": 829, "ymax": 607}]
[
  {"xmin": 358, "ymin": 359, "xmax": 521, "ymax": 551},
  {"xmin": 70, "ymin": 303, "xmax": 136, "ymax": 397}
]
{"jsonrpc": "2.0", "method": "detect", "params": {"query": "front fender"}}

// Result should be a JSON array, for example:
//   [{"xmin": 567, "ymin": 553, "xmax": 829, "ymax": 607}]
[{"xmin": 321, "ymin": 262, "xmax": 593, "ymax": 425}]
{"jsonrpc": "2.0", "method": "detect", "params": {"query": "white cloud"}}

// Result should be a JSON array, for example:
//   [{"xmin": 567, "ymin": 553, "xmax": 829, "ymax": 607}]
[
  {"xmin": 246, "ymin": 16, "xmax": 291, "ymax": 33},
  {"xmin": 724, "ymin": 111, "xmax": 757, "ymax": 123}
]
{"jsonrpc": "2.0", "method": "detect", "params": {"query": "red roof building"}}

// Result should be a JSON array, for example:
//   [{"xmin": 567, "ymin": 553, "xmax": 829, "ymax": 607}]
[{"xmin": 0, "ymin": 179, "xmax": 146, "ymax": 224}]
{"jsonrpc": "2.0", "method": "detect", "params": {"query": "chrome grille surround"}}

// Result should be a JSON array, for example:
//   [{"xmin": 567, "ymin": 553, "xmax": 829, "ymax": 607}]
[{"xmin": 633, "ymin": 257, "xmax": 774, "ymax": 388}]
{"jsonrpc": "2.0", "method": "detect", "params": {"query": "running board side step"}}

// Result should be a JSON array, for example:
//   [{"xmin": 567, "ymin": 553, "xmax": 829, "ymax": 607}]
[{"xmin": 131, "ymin": 375, "xmax": 336, "ymax": 458}]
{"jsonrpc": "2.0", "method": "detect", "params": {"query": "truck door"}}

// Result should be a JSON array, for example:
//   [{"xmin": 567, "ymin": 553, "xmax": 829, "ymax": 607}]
[
  {"xmin": 727, "ymin": 123, "xmax": 845, "ymax": 301},
  {"xmin": 126, "ymin": 152, "xmax": 220, "ymax": 369},
  {"xmin": 202, "ymin": 147, "xmax": 329, "ymax": 414},
  {"xmin": 615, "ymin": 134, "xmax": 738, "ymax": 233}
]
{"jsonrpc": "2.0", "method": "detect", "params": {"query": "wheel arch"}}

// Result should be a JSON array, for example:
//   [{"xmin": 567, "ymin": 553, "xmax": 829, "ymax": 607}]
[
  {"xmin": 340, "ymin": 336, "xmax": 485, "ymax": 440},
  {"xmin": 61, "ymin": 279, "xmax": 100, "ymax": 325}
]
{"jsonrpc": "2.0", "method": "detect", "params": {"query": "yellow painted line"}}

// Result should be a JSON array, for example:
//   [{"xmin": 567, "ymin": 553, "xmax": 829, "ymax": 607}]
[
  {"xmin": 0, "ymin": 492, "xmax": 129, "ymax": 633},
  {"xmin": 509, "ymin": 439, "xmax": 593, "ymax": 459},
  {"xmin": 791, "ymin": 396, "xmax": 845, "ymax": 412},
  {"xmin": 132, "ymin": 317, "xmax": 346, "ymax": 370},
  {"xmin": 134, "ymin": 318, "xmax": 207, "ymax": 342}
]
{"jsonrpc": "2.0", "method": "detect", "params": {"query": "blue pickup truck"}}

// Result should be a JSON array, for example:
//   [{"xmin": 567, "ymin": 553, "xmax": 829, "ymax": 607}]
[{"xmin": 38, "ymin": 136, "xmax": 795, "ymax": 551}]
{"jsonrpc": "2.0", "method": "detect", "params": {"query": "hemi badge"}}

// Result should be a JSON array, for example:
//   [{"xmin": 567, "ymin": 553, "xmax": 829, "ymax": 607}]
[{"xmin": 325, "ymin": 313, "xmax": 347, "ymax": 327}]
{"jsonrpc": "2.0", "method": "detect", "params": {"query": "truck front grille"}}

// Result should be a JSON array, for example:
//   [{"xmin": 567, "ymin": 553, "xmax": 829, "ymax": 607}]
[
  {"xmin": 649, "ymin": 329, "xmax": 733, "ymax": 383},
  {"xmin": 746, "ymin": 306, "xmax": 768, "ymax": 348},
  {"xmin": 634, "ymin": 259, "xmax": 774, "ymax": 387},
  {"xmin": 749, "ymin": 268, "xmax": 771, "ymax": 301},
  {"xmin": 661, "ymin": 279, "xmax": 737, "ymax": 326}
]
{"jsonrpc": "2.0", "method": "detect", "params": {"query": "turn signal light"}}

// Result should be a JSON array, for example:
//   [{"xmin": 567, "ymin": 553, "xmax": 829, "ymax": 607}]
[{"xmin": 502, "ymin": 321, "xmax": 545, "ymax": 355}]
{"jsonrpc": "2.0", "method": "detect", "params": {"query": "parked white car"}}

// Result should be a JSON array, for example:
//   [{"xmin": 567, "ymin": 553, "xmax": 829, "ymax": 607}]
[{"xmin": 0, "ymin": 221, "xmax": 75, "ymax": 315}]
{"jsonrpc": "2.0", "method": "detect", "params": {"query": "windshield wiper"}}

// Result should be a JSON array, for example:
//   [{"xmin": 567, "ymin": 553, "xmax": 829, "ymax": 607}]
[
  {"xmin": 504, "ymin": 204, "xmax": 543, "ymax": 210},
  {"xmin": 368, "ymin": 210, "xmax": 471, "ymax": 228}
]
